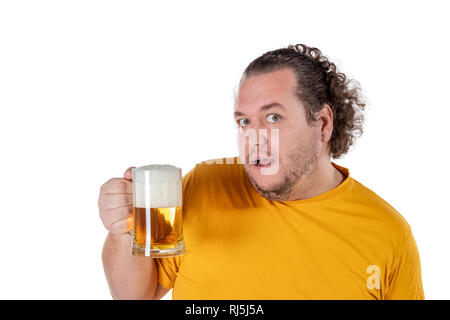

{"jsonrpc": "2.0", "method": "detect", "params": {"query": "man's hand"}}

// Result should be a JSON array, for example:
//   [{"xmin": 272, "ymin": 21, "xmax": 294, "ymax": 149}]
[{"xmin": 98, "ymin": 167, "xmax": 135, "ymax": 235}]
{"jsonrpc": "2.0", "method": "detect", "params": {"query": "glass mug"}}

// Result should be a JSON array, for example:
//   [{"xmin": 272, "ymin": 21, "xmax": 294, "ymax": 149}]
[{"xmin": 130, "ymin": 164, "xmax": 185, "ymax": 258}]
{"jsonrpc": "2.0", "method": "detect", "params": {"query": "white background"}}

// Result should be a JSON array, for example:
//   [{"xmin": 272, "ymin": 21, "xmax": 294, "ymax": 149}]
[{"xmin": 0, "ymin": 0, "xmax": 448, "ymax": 299}]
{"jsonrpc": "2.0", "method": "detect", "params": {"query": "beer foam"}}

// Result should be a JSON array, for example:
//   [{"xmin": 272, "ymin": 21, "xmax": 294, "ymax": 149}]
[{"xmin": 132, "ymin": 164, "xmax": 182, "ymax": 208}]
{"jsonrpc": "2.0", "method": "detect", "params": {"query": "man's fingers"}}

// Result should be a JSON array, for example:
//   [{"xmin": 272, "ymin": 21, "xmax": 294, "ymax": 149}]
[
  {"xmin": 99, "ymin": 193, "xmax": 133, "ymax": 211},
  {"xmin": 123, "ymin": 166, "xmax": 135, "ymax": 181},
  {"xmin": 100, "ymin": 205, "xmax": 133, "ymax": 228},
  {"xmin": 110, "ymin": 216, "xmax": 134, "ymax": 235},
  {"xmin": 100, "ymin": 178, "xmax": 132, "ymax": 194}
]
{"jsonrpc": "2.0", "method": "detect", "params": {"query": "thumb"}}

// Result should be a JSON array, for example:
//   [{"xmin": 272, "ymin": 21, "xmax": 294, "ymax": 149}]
[{"xmin": 123, "ymin": 166, "xmax": 135, "ymax": 181}]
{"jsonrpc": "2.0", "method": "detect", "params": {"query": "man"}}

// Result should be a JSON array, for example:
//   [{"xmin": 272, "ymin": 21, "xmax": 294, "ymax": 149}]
[{"xmin": 99, "ymin": 44, "xmax": 424, "ymax": 299}]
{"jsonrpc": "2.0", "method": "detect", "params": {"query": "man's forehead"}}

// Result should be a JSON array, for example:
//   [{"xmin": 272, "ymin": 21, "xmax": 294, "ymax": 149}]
[{"xmin": 235, "ymin": 69, "xmax": 297, "ymax": 111}]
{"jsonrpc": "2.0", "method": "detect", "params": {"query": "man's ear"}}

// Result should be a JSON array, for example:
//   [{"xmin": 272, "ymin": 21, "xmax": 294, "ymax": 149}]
[{"xmin": 319, "ymin": 104, "xmax": 334, "ymax": 143}]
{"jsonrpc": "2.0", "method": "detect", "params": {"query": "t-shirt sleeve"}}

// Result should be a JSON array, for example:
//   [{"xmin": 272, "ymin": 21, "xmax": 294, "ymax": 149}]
[
  {"xmin": 154, "ymin": 166, "xmax": 195, "ymax": 290},
  {"xmin": 155, "ymin": 256, "xmax": 180, "ymax": 290},
  {"xmin": 384, "ymin": 231, "xmax": 425, "ymax": 300}
]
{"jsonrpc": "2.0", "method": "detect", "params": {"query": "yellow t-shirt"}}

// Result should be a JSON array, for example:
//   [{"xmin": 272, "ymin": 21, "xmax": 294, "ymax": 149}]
[{"xmin": 155, "ymin": 157, "xmax": 424, "ymax": 300}]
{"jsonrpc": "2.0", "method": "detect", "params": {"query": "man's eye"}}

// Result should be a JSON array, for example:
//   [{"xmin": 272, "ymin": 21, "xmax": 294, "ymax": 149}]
[
  {"xmin": 238, "ymin": 118, "xmax": 250, "ymax": 127},
  {"xmin": 267, "ymin": 114, "xmax": 281, "ymax": 123}
]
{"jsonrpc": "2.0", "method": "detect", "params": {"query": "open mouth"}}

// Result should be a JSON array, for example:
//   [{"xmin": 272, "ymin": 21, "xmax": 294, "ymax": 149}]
[{"xmin": 251, "ymin": 158, "xmax": 273, "ymax": 168}]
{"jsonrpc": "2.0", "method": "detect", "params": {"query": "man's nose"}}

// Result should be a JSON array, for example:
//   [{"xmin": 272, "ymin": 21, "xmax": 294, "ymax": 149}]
[{"xmin": 246, "ymin": 129, "xmax": 270, "ymax": 154}]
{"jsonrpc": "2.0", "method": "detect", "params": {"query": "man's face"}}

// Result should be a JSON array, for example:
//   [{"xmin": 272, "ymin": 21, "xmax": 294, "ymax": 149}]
[{"xmin": 234, "ymin": 68, "xmax": 323, "ymax": 201}]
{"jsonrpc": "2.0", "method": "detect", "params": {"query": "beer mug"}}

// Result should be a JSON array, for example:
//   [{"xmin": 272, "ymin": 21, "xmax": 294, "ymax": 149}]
[{"xmin": 130, "ymin": 164, "xmax": 185, "ymax": 258}]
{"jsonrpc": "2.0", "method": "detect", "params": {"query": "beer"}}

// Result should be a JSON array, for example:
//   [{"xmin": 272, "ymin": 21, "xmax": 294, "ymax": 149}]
[
  {"xmin": 131, "ymin": 165, "xmax": 185, "ymax": 258},
  {"xmin": 132, "ymin": 206, "xmax": 184, "ymax": 254}
]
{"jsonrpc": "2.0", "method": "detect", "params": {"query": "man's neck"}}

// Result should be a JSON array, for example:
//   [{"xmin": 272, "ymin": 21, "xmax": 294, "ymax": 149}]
[{"xmin": 283, "ymin": 158, "xmax": 345, "ymax": 201}]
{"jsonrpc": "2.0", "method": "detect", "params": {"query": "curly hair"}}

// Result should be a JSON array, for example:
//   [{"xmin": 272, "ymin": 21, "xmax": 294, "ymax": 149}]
[{"xmin": 239, "ymin": 44, "xmax": 366, "ymax": 159}]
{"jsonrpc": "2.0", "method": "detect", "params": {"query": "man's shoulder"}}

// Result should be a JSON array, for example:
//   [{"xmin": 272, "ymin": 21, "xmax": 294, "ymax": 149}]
[
  {"xmin": 192, "ymin": 156, "xmax": 243, "ymax": 175},
  {"xmin": 181, "ymin": 156, "xmax": 249, "ymax": 207},
  {"xmin": 183, "ymin": 156, "xmax": 244, "ymax": 185},
  {"xmin": 349, "ymin": 177, "xmax": 413, "ymax": 242}
]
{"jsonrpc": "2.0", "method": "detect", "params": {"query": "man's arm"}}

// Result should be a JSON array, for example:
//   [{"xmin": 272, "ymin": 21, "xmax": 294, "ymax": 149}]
[
  {"xmin": 154, "ymin": 283, "xmax": 170, "ymax": 300},
  {"xmin": 100, "ymin": 167, "xmax": 170, "ymax": 300},
  {"xmin": 102, "ymin": 232, "xmax": 166, "ymax": 299},
  {"xmin": 384, "ymin": 233, "xmax": 425, "ymax": 300}
]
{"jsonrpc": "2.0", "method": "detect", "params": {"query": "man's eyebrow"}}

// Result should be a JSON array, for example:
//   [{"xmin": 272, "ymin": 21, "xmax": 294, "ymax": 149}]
[{"xmin": 234, "ymin": 102, "xmax": 285, "ymax": 117}]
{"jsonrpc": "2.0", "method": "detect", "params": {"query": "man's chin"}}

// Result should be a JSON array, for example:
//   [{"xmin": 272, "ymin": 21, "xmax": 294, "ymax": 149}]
[
  {"xmin": 249, "ymin": 180, "xmax": 287, "ymax": 201},
  {"xmin": 244, "ymin": 166, "xmax": 296, "ymax": 200},
  {"xmin": 246, "ymin": 172, "xmax": 283, "ymax": 194}
]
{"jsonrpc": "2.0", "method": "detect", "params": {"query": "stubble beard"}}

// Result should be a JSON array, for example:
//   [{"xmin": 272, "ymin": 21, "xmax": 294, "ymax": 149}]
[{"xmin": 244, "ymin": 139, "xmax": 319, "ymax": 201}]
